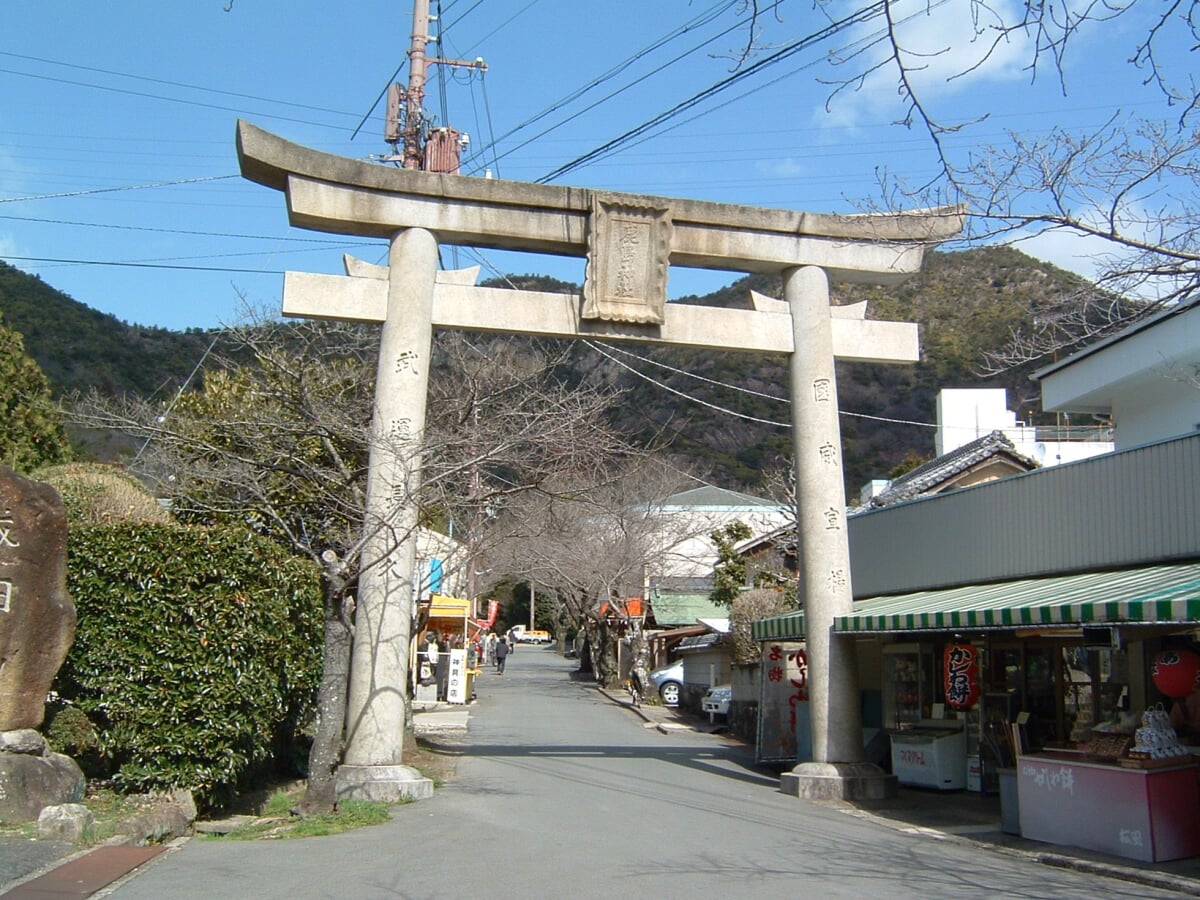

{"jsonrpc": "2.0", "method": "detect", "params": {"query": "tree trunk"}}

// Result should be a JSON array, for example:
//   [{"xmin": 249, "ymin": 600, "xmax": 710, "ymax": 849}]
[
  {"xmin": 294, "ymin": 576, "xmax": 353, "ymax": 817},
  {"xmin": 587, "ymin": 618, "xmax": 619, "ymax": 688}
]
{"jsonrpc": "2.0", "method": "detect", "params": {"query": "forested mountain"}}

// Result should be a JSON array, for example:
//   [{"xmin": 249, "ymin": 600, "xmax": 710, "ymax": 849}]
[
  {"xmin": 0, "ymin": 246, "xmax": 1094, "ymax": 497},
  {"xmin": 0, "ymin": 262, "xmax": 212, "ymax": 399}
]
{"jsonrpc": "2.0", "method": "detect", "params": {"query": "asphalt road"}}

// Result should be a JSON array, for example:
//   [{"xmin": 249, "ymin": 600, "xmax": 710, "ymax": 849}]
[{"xmin": 105, "ymin": 649, "xmax": 1185, "ymax": 899}]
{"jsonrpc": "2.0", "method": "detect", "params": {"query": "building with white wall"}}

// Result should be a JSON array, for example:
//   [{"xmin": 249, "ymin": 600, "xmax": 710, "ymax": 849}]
[
  {"xmin": 1034, "ymin": 296, "xmax": 1200, "ymax": 450},
  {"xmin": 936, "ymin": 387, "xmax": 1113, "ymax": 465}
]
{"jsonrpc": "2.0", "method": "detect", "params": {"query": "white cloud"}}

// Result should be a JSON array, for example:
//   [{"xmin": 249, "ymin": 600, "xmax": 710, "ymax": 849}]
[
  {"xmin": 811, "ymin": 0, "xmax": 1033, "ymax": 131},
  {"xmin": 1011, "ymin": 228, "xmax": 1109, "ymax": 282},
  {"xmin": 754, "ymin": 156, "xmax": 808, "ymax": 179}
]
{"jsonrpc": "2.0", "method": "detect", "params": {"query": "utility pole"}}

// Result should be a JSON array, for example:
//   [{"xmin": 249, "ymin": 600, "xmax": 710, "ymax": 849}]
[
  {"xmin": 384, "ymin": 2, "xmax": 487, "ymax": 170},
  {"xmin": 403, "ymin": 0, "xmax": 431, "ymax": 170}
]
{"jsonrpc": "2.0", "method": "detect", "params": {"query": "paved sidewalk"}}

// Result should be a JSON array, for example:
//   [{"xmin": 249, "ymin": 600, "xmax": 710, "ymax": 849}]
[
  {"xmin": 0, "ymin": 702, "xmax": 472, "ymax": 898},
  {"xmin": 600, "ymin": 687, "xmax": 1200, "ymax": 897}
]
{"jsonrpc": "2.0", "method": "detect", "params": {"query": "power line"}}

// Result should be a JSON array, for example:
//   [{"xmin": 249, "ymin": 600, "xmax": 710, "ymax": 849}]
[
  {"xmin": 0, "ymin": 67, "xmax": 351, "ymax": 132},
  {"xmin": 595, "ymin": 341, "xmax": 786, "ymax": 404},
  {"xmin": 0, "ymin": 50, "xmax": 356, "ymax": 118},
  {"xmin": 3, "ymin": 254, "xmax": 353, "ymax": 275},
  {"xmin": 458, "ymin": 248, "xmax": 937, "ymax": 431},
  {"xmin": 463, "ymin": 0, "xmax": 739, "ymax": 171},
  {"xmin": 538, "ymin": 1, "xmax": 890, "ymax": 183},
  {"xmin": 0, "ymin": 212, "xmax": 360, "ymax": 243},
  {"xmin": 0, "ymin": 174, "xmax": 238, "ymax": 204},
  {"xmin": 585, "ymin": 339, "xmax": 789, "ymax": 427}
]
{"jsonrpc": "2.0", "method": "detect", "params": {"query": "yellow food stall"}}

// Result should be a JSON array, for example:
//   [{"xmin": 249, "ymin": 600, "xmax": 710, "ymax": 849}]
[{"xmin": 416, "ymin": 595, "xmax": 482, "ymax": 704}]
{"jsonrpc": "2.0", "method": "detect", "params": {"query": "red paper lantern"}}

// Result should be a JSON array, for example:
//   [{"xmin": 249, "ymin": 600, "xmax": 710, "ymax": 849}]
[
  {"xmin": 1151, "ymin": 649, "xmax": 1200, "ymax": 698},
  {"xmin": 943, "ymin": 644, "xmax": 980, "ymax": 709}
]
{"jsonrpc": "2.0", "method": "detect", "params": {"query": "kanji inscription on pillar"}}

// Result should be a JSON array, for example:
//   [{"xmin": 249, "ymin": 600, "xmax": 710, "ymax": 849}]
[{"xmin": 582, "ymin": 196, "xmax": 672, "ymax": 325}]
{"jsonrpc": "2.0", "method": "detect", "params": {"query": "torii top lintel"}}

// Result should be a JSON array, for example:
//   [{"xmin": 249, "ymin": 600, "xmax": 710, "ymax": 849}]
[{"xmin": 236, "ymin": 121, "xmax": 965, "ymax": 286}]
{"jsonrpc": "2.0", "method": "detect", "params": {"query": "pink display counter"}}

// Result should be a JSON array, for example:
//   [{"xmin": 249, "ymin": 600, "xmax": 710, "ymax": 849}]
[{"xmin": 1017, "ymin": 752, "xmax": 1200, "ymax": 862}]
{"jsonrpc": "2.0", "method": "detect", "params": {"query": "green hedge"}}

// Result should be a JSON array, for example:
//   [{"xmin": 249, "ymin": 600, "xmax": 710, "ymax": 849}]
[{"xmin": 53, "ymin": 523, "xmax": 323, "ymax": 809}]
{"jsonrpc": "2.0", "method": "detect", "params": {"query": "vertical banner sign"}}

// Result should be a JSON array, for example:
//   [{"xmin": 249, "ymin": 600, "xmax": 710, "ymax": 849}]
[
  {"xmin": 944, "ymin": 644, "xmax": 980, "ymax": 710},
  {"xmin": 429, "ymin": 558, "xmax": 443, "ymax": 595},
  {"xmin": 757, "ymin": 642, "xmax": 809, "ymax": 764},
  {"xmin": 447, "ymin": 648, "xmax": 468, "ymax": 705}
]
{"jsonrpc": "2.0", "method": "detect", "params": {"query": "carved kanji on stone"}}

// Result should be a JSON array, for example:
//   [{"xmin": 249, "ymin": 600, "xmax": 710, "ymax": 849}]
[{"xmin": 0, "ymin": 466, "xmax": 76, "ymax": 731}]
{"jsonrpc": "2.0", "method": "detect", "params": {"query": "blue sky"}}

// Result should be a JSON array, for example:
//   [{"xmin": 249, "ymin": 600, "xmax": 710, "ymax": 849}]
[{"xmin": 0, "ymin": 1, "xmax": 1187, "ymax": 331}]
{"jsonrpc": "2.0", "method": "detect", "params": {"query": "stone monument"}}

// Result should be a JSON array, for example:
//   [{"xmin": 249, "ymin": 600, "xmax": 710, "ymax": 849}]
[
  {"xmin": 0, "ymin": 465, "xmax": 84, "ymax": 822},
  {"xmin": 237, "ymin": 120, "xmax": 964, "ymax": 802}
]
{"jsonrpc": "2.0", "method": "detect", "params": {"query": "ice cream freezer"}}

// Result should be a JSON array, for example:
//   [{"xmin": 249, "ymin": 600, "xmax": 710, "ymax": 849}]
[{"xmin": 889, "ymin": 719, "xmax": 967, "ymax": 790}]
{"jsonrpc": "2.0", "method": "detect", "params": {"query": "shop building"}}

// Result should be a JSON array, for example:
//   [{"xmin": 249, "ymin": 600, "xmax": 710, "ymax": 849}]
[{"xmin": 754, "ymin": 294, "xmax": 1200, "ymax": 862}]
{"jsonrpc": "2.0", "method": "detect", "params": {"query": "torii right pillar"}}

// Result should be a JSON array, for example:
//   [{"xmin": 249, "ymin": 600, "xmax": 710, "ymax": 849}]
[{"xmin": 782, "ymin": 264, "xmax": 887, "ymax": 799}]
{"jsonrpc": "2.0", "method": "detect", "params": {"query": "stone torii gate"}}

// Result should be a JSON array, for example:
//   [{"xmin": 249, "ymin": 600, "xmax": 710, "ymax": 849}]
[{"xmin": 236, "ymin": 120, "xmax": 964, "ymax": 803}]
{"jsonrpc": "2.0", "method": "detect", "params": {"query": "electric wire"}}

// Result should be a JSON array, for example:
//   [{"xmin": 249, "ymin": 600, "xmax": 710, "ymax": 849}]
[
  {"xmin": 538, "ymin": 1, "xmax": 890, "ymax": 183},
  {"xmin": 0, "ymin": 66, "xmax": 351, "ymax": 132},
  {"xmin": 477, "ymin": 70, "xmax": 502, "ymax": 178},
  {"xmin": 461, "ymin": 0, "xmax": 738, "ymax": 172},
  {"xmin": 0, "ymin": 174, "xmax": 238, "ymax": 204},
  {"xmin": 0, "ymin": 51, "xmax": 355, "ymax": 118},
  {"xmin": 0, "ymin": 213, "xmax": 357, "ymax": 243},
  {"xmin": 585, "ymin": 340, "xmax": 789, "ymax": 427},
  {"xmin": 435, "ymin": 0, "xmax": 451, "ymax": 129},
  {"xmin": 456, "ymin": 247, "xmax": 937, "ymax": 431},
  {"xmin": 5, "ymin": 253, "xmax": 359, "ymax": 275},
  {"xmin": 132, "ymin": 332, "xmax": 224, "ymax": 464}
]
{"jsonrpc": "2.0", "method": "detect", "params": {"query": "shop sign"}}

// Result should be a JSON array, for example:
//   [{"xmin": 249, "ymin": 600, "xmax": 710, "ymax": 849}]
[
  {"xmin": 757, "ymin": 641, "xmax": 809, "ymax": 764},
  {"xmin": 943, "ymin": 643, "xmax": 980, "ymax": 709},
  {"xmin": 446, "ymin": 648, "xmax": 469, "ymax": 704}
]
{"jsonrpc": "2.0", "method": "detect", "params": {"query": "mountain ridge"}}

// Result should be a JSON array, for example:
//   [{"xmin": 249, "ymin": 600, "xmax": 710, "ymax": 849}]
[{"xmin": 0, "ymin": 246, "xmax": 1088, "ymax": 495}]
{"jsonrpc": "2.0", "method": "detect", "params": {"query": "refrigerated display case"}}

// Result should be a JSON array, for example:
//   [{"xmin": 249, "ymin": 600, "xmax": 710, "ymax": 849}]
[
  {"xmin": 883, "ymin": 643, "xmax": 933, "ymax": 730},
  {"xmin": 890, "ymin": 719, "xmax": 968, "ymax": 789}
]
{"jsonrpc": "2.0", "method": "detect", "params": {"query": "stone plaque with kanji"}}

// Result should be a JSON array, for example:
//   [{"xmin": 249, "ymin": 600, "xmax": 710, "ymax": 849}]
[{"xmin": 582, "ymin": 196, "xmax": 671, "ymax": 325}]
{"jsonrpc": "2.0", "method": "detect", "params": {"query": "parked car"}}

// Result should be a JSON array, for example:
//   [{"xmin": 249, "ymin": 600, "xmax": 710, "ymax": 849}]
[
  {"xmin": 702, "ymin": 684, "xmax": 732, "ymax": 717},
  {"xmin": 649, "ymin": 659, "xmax": 683, "ymax": 706},
  {"xmin": 508, "ymin": 625, "xmax": 552, "ymax": 644}
]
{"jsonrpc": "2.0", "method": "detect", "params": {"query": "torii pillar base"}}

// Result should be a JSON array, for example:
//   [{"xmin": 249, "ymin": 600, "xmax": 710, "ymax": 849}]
[
  {"xmin": 336, "ymin": 765, "xmax": 433, "ymax": 804},
  {"xmin": 781, "ymin": 762, "xmax": 897, "ymax": 802}
]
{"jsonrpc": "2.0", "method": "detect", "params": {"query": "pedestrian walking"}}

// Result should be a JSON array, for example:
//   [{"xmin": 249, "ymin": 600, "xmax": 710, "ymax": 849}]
[
  {"xmin": 494, "ymin": 633, "xmax": 510, "ymax": 674},
  {"xmin": 485, "ymin": 632, "xmax": 497, "ymax": 666}
]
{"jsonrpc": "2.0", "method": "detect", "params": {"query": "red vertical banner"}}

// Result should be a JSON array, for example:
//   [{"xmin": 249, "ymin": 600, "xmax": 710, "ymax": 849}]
[
  {"xmin": 758, "ymin": 642, "xmax": 808, "ymax": 763},
  {"xmin": 944, "ymin": 643, "xmax": 980, "ymax": 709}
]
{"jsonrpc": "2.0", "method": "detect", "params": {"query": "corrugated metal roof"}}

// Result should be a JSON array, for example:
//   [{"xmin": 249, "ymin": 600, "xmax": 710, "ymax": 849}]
[
  {"xmin": 649, "ymin": 592, "xmax": 728, "ymax": 627},
  {"xmin": 677, "ymin": 632, "xmax": 725, "ymax": 651},
  {"xmin": 663, "ymin": 486, "xmax": 778, "ymax": 508},
  {"xmin": 752, "ymin": 562, "xmax": 1200, "ymax": 640}
]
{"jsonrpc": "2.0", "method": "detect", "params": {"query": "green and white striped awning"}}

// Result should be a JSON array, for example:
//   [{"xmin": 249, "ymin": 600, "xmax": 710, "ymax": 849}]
[
  {"xmin": 752, "ymin": 563, "xmax": 1200, "ymax": 640},
  {"xmin": 752, "ymin": 609, "xmax": 805, "ymax": 642}
]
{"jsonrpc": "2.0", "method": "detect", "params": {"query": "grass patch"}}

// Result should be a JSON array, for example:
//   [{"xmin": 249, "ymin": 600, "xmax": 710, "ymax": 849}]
[
  {"xmin": 0, "ymin": 786, "xmax": 152, "ymax": 844},
  {"xmin": 208, "ymin": 798, "xmax": 395, "ymax": 840}
]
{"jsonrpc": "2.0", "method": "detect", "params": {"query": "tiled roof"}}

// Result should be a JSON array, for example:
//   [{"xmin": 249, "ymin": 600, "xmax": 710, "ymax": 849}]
[{"xmin": 866, "ymin": 430, "xmax": 1039, "ymax": 509}]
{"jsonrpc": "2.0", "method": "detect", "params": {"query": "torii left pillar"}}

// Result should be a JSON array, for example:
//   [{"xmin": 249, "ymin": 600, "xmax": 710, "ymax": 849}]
[{"xmin": 338, "ymin": 228, "xmax": 437, "ymax": 802}]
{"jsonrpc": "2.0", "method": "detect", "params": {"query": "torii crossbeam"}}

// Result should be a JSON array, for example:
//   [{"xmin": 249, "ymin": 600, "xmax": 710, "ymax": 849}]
[{"xmin": 237, "ymin": 120, "xmax": 964, "ymax": 803}]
